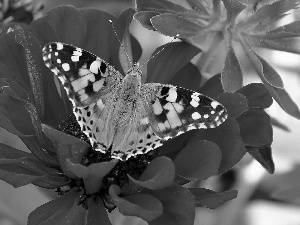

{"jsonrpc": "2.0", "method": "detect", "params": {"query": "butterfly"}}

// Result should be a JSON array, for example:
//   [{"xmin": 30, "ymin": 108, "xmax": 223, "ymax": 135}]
[{"xmin": 42, "ymin": 42, "xmax": 228, "ymax": 161}]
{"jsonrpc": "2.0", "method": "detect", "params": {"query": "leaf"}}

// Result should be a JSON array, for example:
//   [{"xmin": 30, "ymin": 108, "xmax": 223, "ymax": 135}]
[
  {"xmin": 237, "ymin": 0, "xmax": 300, "ymax": 29},
  {"xmin": 169, "ymin": 62, "xmax": 202, "ymax": 91},
  {"xmin": 109, "ymin": 185, "xmax": 163, "ymax": 222},
  {"xmin": 115, "ymin": 8, "xmax": 136, "ymax": 72},
  {"xmin": 264, "ymin": 21, "xmax": 300, "ymax": 39},
  {"xmin": 239, "ymin": 36, "xmax": 300, "ymax": 118},
  {"xmin": 236, "ymin": 83, "xmax": 273, "ymax": 108},
  {"xmin": 174, "ymin": 140, "xmax": 222, "ymax": 180},
  {"xmin": 270, "ymin": 116, "xmax": 290, "ymax": 132},
  {"xmin": 199, "ymin": 74, "xmax": 225, "ymax": 97},
  {"xmin": 247, "ymin": 146, "xmax": 275, "ymax": 174},
  {"xmin": 221, "ymin": 44, "xmax": 243, "ymax": 93},
  {"xmin": 272, "ymin": 187, "xmax": 300, "ymax": 204},
  {"xmin": 185, "ymin": 0, "xmax": 210, "ymax": 15},
  {"xmin": 28, "ymin": 189, "xmax": 86, "ymax": 225},
  {"xmin": 190, "ymin": 188, "xmax": 238, "ymax": 209},
  {"xmin": 223, "ymin": 0, "xmax": 246, "ymax": 23},
  {"xmin": 150, "ymin": 184, "xmax": 195, "ymax": 225},
  {"xmin": 191, "ymin": 118, "xmax": 247, "ymax": 174},
  {"xmin": 151, "ymin": 13, "xmax": 204, "ymax": 38},
  {"xmin": 136, "ymin": 0, "xmax": 188, "ymax": 13},
  {"xmin": 134, "ymin": 11, "xmax": 160, "ymax": 31},
  {"xmin": 147, "ymin": 42, "xmax": 201, "ymax": 83},
  {"xmin": 249, "ymin": 36, "xmax": 300, "ymax": 54},
  {"xmin": 42, "ymin": 124, "xmax": 90, "ymax": 179},
  {"xmin": 215, "ymin": 93, "xmax": 249, "ymax": 119},
  {"xmin": 237, "ymin": 109, "xmax": 273, "ymax": 147},
  {"xmin": 87, "ymin": 197, "xmax": 111, "ymax": 225},
  {"xmin": 128, "ymin": 156, "xmax": 175, "ymax": 190}
]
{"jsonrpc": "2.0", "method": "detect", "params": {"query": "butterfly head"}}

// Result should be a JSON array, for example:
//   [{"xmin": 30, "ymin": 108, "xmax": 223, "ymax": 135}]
[{"xmin": 123, "ymin": 63, "xmax": 142, "ymax": 86}]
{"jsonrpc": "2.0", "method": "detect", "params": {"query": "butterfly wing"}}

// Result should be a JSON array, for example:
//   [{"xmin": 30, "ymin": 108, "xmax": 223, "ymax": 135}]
[
  {"xmin": 42, "ymin": 42, "xmax": 124, "ymax": 153},
  {"xmin": 141, "ymin": 84, "xmax": 228, "ymax": 140},
  {"xmin": 42, "ymin": 42, "xmax": 123, "ymax": 107}
]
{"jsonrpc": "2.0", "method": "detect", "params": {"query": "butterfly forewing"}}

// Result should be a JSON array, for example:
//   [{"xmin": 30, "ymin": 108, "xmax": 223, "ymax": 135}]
[
  {"xmin": 141, "ymin": 84, "xmax": 227, "ymax": 140},
  {"xmin": 42, "ymin": 42, "xmax": 123, "ymax": 107}
]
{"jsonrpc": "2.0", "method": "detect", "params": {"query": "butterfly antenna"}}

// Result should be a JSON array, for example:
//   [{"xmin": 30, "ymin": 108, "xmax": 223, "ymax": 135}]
[
  {"xmin": 140, "ymin": 34, "xmax": 179, "ymax": 69},
  {"xmin": 109, "ymin": 19, "xmax": 132, "ymax": 66}
]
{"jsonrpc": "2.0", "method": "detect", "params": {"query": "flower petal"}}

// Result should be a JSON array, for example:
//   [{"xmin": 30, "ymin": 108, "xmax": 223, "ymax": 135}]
[
  {"xmin": 174, "ymin": 140, "xmax": 222, "ymax": 180},
  {"xmin": 150, "ymin": 184, "xmax": 195, "ymax": 225},
  {"xmin": 67, "ymin": 159, "xmax": 118, "ymax": 194},
  {"xmin": 128, "ymin": 156, "xmax": 175, "ymax": 190},
  {"xmin": 109, "ymin": 185, "xmax": 163, "ymax": 222}
]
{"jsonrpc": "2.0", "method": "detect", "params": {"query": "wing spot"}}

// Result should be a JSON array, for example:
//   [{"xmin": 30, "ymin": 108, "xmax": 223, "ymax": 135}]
[
  {"xmin": 190, "ymin": 98, "xmax": 199, "ymax": 107},
  {"xmin": 62, "ymin": 63, "xmax": 70, "ymax": 71},
  {"xmin": 192, "ymin": 112, "xmax": 201, "ymax": 120},
  {"xmin": 56, "ymin": 43, "xmax": 63, "ymax": 50},
  {"xmin": 211, "ymin": 101, "xmax": 219, "ymax": 109}
]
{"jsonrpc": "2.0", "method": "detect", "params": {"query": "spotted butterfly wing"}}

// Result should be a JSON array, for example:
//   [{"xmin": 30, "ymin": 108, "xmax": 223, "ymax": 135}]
[
  {"xmin": 43, "ymin": 42, "xmax": 228, "ymax": 161},
  {"xmin": 141, "ymin": 84, "xmax": 227, "ymax": 141},
  {"xmin": 42, "ymin": 42, "xmax": 123, "ymax": 107}
]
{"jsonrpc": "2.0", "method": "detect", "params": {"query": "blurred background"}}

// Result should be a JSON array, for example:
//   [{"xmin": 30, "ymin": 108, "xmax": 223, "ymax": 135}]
[{"xmin": 1, "ymin": 0, "xmax": 300, "ymax": 224}]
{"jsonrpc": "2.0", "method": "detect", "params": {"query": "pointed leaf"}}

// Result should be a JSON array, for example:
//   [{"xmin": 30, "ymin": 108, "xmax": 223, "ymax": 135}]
[
  {"xmin": 240, "ymin": 36, "xmax": 300, "ymax": 118},
  {"xmin": 237, "ymin": 0, "xmax": 299, "ymax": 29},
  {"xmin": 150, "ymin": 184, "xmax": 195, "ymax": 225},
  {"xmin": 247, "ymin": 146, "xmax": 275, "ymax": 174},
  {"xmin": 151, "ymin": 13, "xmax": 204, "ymax": 38},
  {"xmin": 190, "ymin": 188, "xmax": 238, "ymax": 209},
  {"xmin": 28, "ymin": 189, "xmax": 86, "ymax": 225},
  {"xmin": 87, "ymin": 196, "xmax": 111, "ymax": 225},
  {"xmin": 221, "ymin": 44, "xmax": 243, "ymax": 93},
  {"xmin": 174, "ymin": 140, "xmax": 222, "ymax": 180},
  {"xmin": 128, "ymin": 156, "xmax": 175, "ymax": 190},
  {"xmin": 147, "ymin": 42, "xmax": 201, "ymax": 83},
  {"xmin": 250, "ymin": 36, "xmax": 300, "ymax": 55},
  {"xmin": 223, "ymin": 0, "xmax": 246, "ymax": 22},
  {"xmin": 109, "ymin": 185, "xmax": 163, "ymax": 222},
  {"xmin": 134, "ymin": 11, "xmax": 160, "ymax": 31},
  {"xmin": 264, "ymin": 21, "xmax": 300, "ymax": 39}
]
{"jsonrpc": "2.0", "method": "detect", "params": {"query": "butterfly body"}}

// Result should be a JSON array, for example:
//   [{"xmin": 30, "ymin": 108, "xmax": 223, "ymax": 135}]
[{"xmin": 43, "ymin": 42, "xmax": 228, "ymax": 161}]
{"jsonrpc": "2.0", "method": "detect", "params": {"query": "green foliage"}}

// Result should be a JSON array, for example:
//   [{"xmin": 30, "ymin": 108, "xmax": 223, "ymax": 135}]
[{"xmin": 0, "ymin": 0, "xmax": 299, "ymax": 224}]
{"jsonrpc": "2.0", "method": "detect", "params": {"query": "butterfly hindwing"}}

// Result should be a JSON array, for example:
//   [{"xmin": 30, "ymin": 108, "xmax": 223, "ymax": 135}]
[
  {"xmin": 141, "ymin": 84, "xmax": 228, "ymax": 140},
  {"xmin": 42, "ymin": 42, "xmax": 123, "ymax": 107}
]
